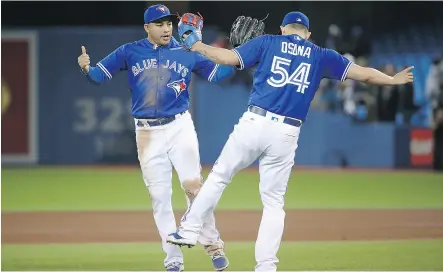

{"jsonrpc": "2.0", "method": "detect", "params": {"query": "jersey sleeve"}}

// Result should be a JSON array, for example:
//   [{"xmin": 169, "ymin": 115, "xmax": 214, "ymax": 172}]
[
  {"xmin": 193, "ymin": 53, "xmax": 219, "ymax": 81},
  {"xmin": 96, "ymin": 45, "xmax": 127, "ymax": 80},
  {"xmin": 80, "ymin": 66, "xmax": 107, "ymax": 85},
  {"xmin": 193, "ymin": 53, "xmax": 236, "ymax": 82},
  {"xmin": 322, "ymin": 48, "xmax": 353, "ymax": 81},
  {"xmin": 231, "ymin": 35, "xmax": 268, "ymax": 70}
]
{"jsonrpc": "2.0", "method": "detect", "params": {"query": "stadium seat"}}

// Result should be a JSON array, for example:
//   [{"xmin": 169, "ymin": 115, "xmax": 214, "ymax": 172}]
[{"xmin": 369, "ymin": 24, "xmax": 441, "ymax": 127}]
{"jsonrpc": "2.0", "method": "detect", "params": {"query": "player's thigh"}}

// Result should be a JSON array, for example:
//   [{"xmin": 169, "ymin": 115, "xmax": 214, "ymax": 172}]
[
  {"xmin": 265, "ymin": 121, "xmax": 300, "ymax": 161},
  {"xmin": 210, "ymin": 113, "xmax": 262, "ymax": 181},
  {"xmin": 259, "ymin": 124, "xmax": 299, "ymax": 207},
  {"xmin": 136, "ymin": 129, "xmax": 173, "ymax": 186},
  {"xmin": 168, "ymin": 114, "xmax": 202, "ymax": 192}
]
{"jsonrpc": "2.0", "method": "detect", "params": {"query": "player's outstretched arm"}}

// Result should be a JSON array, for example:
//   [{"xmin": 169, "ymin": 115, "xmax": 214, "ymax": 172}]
[
  {"xmin": 178, "ymin": 13, "xmax": 264, "ymax": 68},
  {"xmin": 191, "ymin": 42, "xmax": 240, "ymax": 66},
  {"xmin": 78, "ymin": 45, "xmax": 127, "ymax": 85},
  {"xmin": 210, "ymin": 65, "xmax": 236, "ymax": 82},
  {"xmin": 192, "ymin": 51, "xmax": 236, "ymax": 83},
  {"xmin": 78, "ymin": 46, "xmax": 107, "ymax": 85},
  {"xmin": 346, "ymin": 63, "xmax": 414, "ymax": 85}
]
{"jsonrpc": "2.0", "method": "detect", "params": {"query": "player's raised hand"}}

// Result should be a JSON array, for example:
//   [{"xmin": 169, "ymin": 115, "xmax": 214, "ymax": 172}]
[
  {"xmin": 393, "ymin": 66, "xmax": 414, "ymax": 85},
  {"xmin": 178, "ymin": 13, "xmax": 204, "ymax": 51},
  {"xmin": 78, "ymin": 46, "xmax": 91, "ymax": 73}
]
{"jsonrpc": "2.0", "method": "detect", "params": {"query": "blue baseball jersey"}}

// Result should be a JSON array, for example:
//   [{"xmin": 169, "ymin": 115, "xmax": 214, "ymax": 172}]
[
  {"xmin": 232, "ymin": 34, "xmax": 352, "ymax": 121},
  {"xmin": 84, "ymin": 37, "xmax": 235, "ymax": 118}
]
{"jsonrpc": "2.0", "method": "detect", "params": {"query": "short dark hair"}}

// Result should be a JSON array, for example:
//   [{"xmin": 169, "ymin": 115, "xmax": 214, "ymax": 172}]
[{"xmin": 286, "ymin": 23, "xmax": 308, "ymax": 33}]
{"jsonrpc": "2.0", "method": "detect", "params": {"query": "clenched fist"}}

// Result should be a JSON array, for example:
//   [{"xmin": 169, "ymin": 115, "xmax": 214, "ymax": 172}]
[
  {"xmin": 78, "ymin": 46, "xmax": 90, "ymax": 73},
  {"xmin": 393, "ymin": 66, "xmax": 414, "ymax": 85}
]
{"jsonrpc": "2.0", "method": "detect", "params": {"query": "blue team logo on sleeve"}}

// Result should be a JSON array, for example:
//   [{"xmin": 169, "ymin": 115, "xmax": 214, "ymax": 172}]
[{"xmin": 167, "ymin": 78, "xmax": 187, "ymax": 97}]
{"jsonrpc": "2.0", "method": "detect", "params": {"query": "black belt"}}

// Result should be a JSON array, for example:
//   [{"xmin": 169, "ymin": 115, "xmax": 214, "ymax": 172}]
[
  {"xmin": 136, "ymin": 111, "xmax": 186, "ymax": 127},
  {"xmin": 248, "ymin": 106, "xmax": 302, "ymax": 127}
]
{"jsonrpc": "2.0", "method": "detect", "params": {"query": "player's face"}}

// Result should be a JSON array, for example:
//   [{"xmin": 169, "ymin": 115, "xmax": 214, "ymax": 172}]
[{"xmin": 145, "ymin": 20, "xmax": 173, "ymax": 45}]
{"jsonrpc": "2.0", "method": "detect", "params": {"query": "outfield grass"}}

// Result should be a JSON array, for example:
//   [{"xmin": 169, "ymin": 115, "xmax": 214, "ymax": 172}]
[
  {"xmin": 2, "ymin": 240, "xmax": 443, "ymax": 271},
  {"xmin": 2, "ymin": 167, "xmax": 443, "ymax": 271},
  {"xmin": 2, "ymin": 167, "xmax": 443, "ymax": 211}
]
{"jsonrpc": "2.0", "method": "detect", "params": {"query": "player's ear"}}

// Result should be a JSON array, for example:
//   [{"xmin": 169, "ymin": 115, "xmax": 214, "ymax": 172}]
[
  {"xmin": 280, "ymin": 26, "xmax": 285, "ymax": 35},
  {"xmin": 144, "ymin": 24, "xmax": 150, "ymax": 35},
  {"xmin": 306, "ymin": 31, "xmax": 312, "ymax": 40}
]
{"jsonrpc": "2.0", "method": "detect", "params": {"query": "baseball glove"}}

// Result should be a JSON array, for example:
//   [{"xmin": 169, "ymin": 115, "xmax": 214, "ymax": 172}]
[
  {"xmin": 229, "ymin": 15, "xmax": 267, "ymax": 48},
  {"xmin": 178, "ymin": 12, "xmax": 204, "ymax": 51}
]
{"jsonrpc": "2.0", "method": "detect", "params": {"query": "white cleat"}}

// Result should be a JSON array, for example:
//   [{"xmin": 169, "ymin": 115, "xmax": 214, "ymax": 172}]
[{"xmin": 166, "ymin": 232, "xmax": 197, "ymax": 248}]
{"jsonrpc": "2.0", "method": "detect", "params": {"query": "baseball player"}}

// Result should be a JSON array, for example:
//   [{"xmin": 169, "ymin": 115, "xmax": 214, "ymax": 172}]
[
  {"xmin": 166, "ymin": 11, "xmax": 414, "ymax": 271},
  {"xmin": 76, "ymin": 4, "xmax": 261, "ymax": 272}
]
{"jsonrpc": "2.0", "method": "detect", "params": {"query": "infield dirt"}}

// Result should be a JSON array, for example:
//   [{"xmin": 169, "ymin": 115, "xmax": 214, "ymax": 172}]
[{"xmin": 3, "ymin": 209, "xmax": 443, "ymax": 244}]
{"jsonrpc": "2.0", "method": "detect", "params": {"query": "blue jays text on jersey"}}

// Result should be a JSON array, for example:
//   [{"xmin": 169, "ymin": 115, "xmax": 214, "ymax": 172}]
[
  {"xmin": 232, "ymin": 34, "xmax": 352, "ymax": 122},
  {"xmin": 83, "ymin": 37, "xmax": 235, "ymax": 118}
]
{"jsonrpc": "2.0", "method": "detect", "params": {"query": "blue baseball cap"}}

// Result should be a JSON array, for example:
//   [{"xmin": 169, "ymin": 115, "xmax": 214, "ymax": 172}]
[
  {"xmin": 144, "ymin": 4, "xmax": 176, "ymax": 24},
  {"xmin": 281, "ymin": 11, "xmax": 310, "ymax": 30}
]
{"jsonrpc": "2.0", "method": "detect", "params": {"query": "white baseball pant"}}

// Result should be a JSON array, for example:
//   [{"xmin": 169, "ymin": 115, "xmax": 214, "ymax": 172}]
[
  {"xmin": 135, "ymin": 111, "xmax": 224, "ymax": 267},
  {"xmin": 178, "ymin": 109, "xmax": 300, "ymax": 271}
]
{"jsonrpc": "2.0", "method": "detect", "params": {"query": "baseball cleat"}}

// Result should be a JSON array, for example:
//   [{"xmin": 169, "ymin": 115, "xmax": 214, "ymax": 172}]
[
  {"xmin": 211, "ymin": 253, "xmax": 229, "ymax": 271},
  {"xmin": 165, "ymin": 262, "xmax": 184, "ymax": 271},
  {"xmin": 203, "ymin": 244, "xmax": 229, "ymax": 271},
  {"xmin": 166, "ymin": 232, "xmax": 197, "ymax": 248}
]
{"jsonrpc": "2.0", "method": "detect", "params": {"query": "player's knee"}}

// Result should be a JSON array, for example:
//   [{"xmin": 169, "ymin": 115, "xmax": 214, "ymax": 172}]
[
  {"xmin": 204, "ymin": 169, "xmax": 228, "ymax": 187},
  {"xmin": 182, "ymin": 178, "xmax": 203, "ymax": 200}
]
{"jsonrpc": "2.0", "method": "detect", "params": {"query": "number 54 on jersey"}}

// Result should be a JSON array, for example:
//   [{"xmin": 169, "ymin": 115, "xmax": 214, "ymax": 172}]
[{"xmin": 267, "ymin": 56, "xmax": 311, "ymax": 94}]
